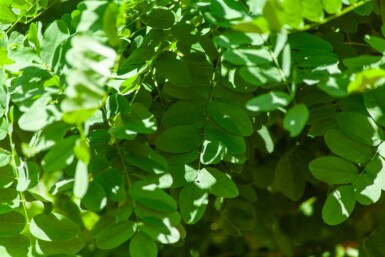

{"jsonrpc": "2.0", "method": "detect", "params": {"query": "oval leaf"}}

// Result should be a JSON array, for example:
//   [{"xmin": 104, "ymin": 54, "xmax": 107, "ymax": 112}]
[
  {"xmin": 309, "ymin": 156, "xmax": 359, "ymax": 184},
  {"xmin": 324, "ymin": 129, "xmax": 372, "ymax": 164},
  {"xmin": 322, "ymin": 185, "xmax": 356, "ymax": 225},
  {"xmin": 96, "ymin": 221, "xmax": 136, "ymax": 250},
  {"xmin": 246, "ymin": 92, "xmax": 292, "ymax": 112},
  {"xmin": 30, "ymin": 213, "xmax": 80, "ymax": 242}
]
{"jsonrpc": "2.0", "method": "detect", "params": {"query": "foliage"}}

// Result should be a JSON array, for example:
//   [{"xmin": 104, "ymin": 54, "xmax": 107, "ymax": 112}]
[{"xmin": 0, "ymin": 0, "xmax": 385, "ymax": 256}]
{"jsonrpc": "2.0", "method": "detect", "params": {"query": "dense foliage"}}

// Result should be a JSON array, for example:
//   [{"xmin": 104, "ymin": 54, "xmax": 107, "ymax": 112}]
[{"xmin": 1, "ymin": 0, "xmax": 385, "ymax": 256}]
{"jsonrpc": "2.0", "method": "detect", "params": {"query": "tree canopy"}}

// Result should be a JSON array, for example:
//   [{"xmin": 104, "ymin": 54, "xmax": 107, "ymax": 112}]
[{"xmin": 0, "ymin": 0, "xmax": 385, "ymax": 256}]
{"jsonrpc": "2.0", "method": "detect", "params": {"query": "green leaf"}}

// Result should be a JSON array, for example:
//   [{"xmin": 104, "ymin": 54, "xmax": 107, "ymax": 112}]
[
  {"xmin": 0, "ymin": 118, "xmax": 8, "ymax": 140},
  {"xmin": 30, "ymin": 213, "xmax": 80, "ymax": 241},
  {"xmin": 351, "ymin": 175, "xmax": 381, "ymax": 205},
  {"xmin": 322, "ymin": 0, "xmax": 342, "ymax": 14},
  {"xmin": 0, "ymin": 188, "xmax": 20, "ymax": 214},
  {"xmin": 222, "ymin": 48, "xmax": 272, "ymax": 66},
  {"xmin": 273, "ymin": 151, "xmax": 306, "ymax": 201},
  {"xmin": 73, "ymin": 160, "xmax": 89, "ymax": 199},
  {"xmin": 283, "ymin": 104, "xmax": 309, "ymax": 137},
  {"xmin": 179, "ymin": 183, "xmax": 208, "ymax": 224},
  {"xmin": 322, "ymin": 185, "xmax": 356, "ymax": 225},
  {"xmin": 364, "ymin": 86, "xmax": 385, "ymax": 126},
  {"xmin": 336, "ymin": 112, "xmax": 384, "ymax": 146},
  {"xmin": 124, "ymin": 141, "xmax": 168, "ymax": 174},
  {"xmin": 129, "ymin": 234, "xmax": 157, "ymax": 257},
  {"xmin": 0, "ymin": 149, "xmax": 11, "ymax": 167},
  {"xmin": 365, "ymin": 155, "xmax": 385, "ymax": 190},
  {"xmin": 129, "ymin": 182, "xmax": 177, "ymax": 213},
  {"xmin": 161, "ymin": 100, "xmax": 207, "ymax": 127},
  {"xmin": 0, "ymin": 211, "xmax": 25, "ymax": 237},
  {"xmin": 364, "ymin": 34, "xmax": 385, "ymax": 54},
  {"xmin": 41, "ymin": 136, "xmax": 78, "ymax": 172},
  {"xmin": 122, "ymin": 103, "xmax": 157, "ymax": 134},
  {"xmin": 40, "ymin": 20, "xmax": 70, "ymax": 67},
  {"xmin": 302, "ymin": 0, "xmax": 324, "ymax": 22},
  {"xmin": 36, "ymin": 237, "xmax": 84, "ymax": 256},
  {"xmin": 239, "ymin": 65, "xmax": 282, "ymax": 86},
  {"xmin": 155, "ymin": 125, "xmax": 203, "ymax": 154},
  {"xmin": 81, "ymin": 181, "xmax": 107, "ymax": 212},
  {"xmin": 95, "ymin": 168, "xmax": 126, "ymax": 202},
  {"xmin": 324, "ymin": 129, "xmax": 372, "ymax": 164},
  {"xmin": 348, "ymin": 68, "xmax": 385, "ymax": 93},
  {"xmin": 246, "ymin": 92, "xmax": 292, "ymax": 112},
  {"xmin": 0, "ymin": 235, "xmax": 30, "ymax": 257},
  {"xmin": 0, "ymin": 165, "xmax": 14, "ymax": 188},
  {"xmin": 154, "ymin": 51, "xmax": 192, "ymax": 87},
  {"xmin": 141, "ymin": 8, "xmax": 175, "ymax": 29},
  {"xmin": 16, "ymin": 161, "xmax": 40, "ymax": 192},
  {"xmin": 95, "ymin": 221, "xmax": 136, "ymax": 250},
  {"xmin": 0, "ymin": 3, "xmax": 17, "ymax": 24},
  {"xmin": 103, "ymin": 2, "xmax": 120, "ymax": 46},
  {"xmin": 309, "ymin": 156, "xmax": 359, "ymax": 184},
  {"xmin": 208, "ymin": 101, "xmax": 253, "ymax": 136},
  {"xmin": 196, "ymin": 167, "xmax": 239, "ymax": 198},
  {"xmin": 200, "ymin": 139, "xmax": 226, "ymax": 165}
]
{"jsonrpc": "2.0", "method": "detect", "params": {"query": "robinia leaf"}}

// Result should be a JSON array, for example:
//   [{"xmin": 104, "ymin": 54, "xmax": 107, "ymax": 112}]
[
  {"xmin": 322, "ymin": 185, "xmax": 356, "ymax": 225},
  {"xmin": 309, "ymin": 156, "xmax": 359, "ymax": 184},
  {"xmin": 324, "ymin": 129, "xmax": 372, "ymax": 164},
  {"xmin": 351, "ymin": 175, "xmax": 382, "ymax": 205},
  {"xmin": 246, "ymin": 91, "xmax": 292, "ymax": 112},
  {"xmin": 129, "ymin": 234, "xmax": 157, "ymax": 257},
  {"xmin": 153, "ymin": 51, "xmax": 192, "ymax": 87},
  {"xmin": 155, "ymin": 125, "xmax": 203, "ymax": 154},
  {"xmin": 0, "ymin": 235, "xmax": 31, "ymax": 257},
  {"xmin": 0, "ymin": 211, "xmax": 25, "ymax": 236},
  {"xmin": 283, "ymin": 103, "xmax": 309, "ymax": 137},
  {"xmin": 336, "ymin": 112, "xmax": 384, "ymax": 146},
  {"xmin": 179, "ymin": 183, "xmax": 209, "ymax": 224},
  {"xmin": 96, "ymin": 221, "xmax": 136, "ymax": 250},
  {"xmin": 30, "ymin": 213, "xmax": 80, "ymax": 242},
  {"xmin": 196, "ymin": 168, "xmax": 239, "ymax": 198},
  {"xmin": 36, "ymin": 237, "xmax": 84, "ymax": 256}
]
